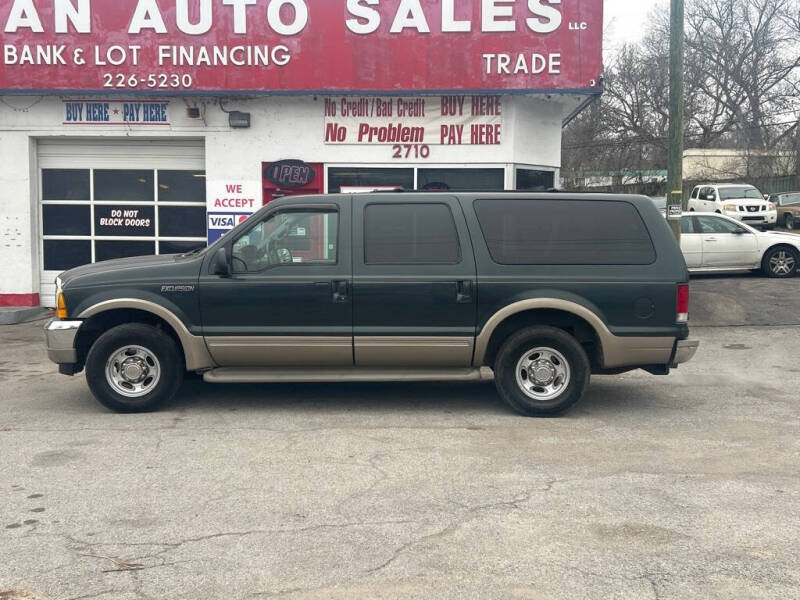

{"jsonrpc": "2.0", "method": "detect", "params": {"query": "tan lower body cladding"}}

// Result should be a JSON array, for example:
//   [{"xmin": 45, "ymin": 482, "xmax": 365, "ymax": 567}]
[
  {"xmin": 354, "ymin": 337, "xmax": 474, "ymax": 367},
  {"xmin": 206, "ymin": 336, "xmax": 475, "ymax": 368},
  {"xmin": 206, "ymin": 336, "xmax": 352, "ymax": 368}
]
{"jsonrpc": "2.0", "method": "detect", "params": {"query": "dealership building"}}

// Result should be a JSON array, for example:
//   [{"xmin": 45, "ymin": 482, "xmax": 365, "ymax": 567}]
[{"xmin": 0, "ymin": 0, "xmax": 602, "ymax": 307}]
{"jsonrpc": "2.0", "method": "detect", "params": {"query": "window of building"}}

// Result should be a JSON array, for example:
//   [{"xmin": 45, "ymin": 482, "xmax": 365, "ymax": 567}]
[
  {"xmin": 42, "ymin": 169, "xmax": 90, "ymax": 201},
  {"xmin": 417, "ymin": 168, "xmax": 504, "ymax": 191},
  {"xmin": 40, "ymin": 168, "xmax": 207, "ymax": 272},
  {"xmin": 516, "ymin": 169, "xmax": 555, "ymax": 190},
  {"xmin": 473, "ymin": 199, "xmax": 656, "ymax": 265},
  {"xmin": 158, "ymin": 171, "xmax": 206, "ymax": 202},
  {"xmin": 94, "ymin": 170, "xmax": 155, "ymax": 201},
  {"xmin": 364, "ymin": 203, "xmax": 460, "ymax": 265},
  {"xmin": 328, "ymin": 167, "xmax": 414, "ymax": 193}
]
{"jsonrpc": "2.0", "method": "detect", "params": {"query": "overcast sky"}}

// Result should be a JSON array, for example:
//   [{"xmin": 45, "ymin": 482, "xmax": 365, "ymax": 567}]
[{"xmin": 604, "ymin": 0, "xmax": 669, "ymax": 55}]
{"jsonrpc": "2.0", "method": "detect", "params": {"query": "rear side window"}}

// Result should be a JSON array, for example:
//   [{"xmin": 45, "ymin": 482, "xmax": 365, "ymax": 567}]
[
  {"xmin": 473, "ymin": 199, "xmax": 656, "ymax": 265},
  {"xmin": 365, "ymin": 203, "xmax": 460, "ymax": 265}
]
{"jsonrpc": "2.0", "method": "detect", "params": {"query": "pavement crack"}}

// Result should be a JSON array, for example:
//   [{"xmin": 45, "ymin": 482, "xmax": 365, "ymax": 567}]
[
  {"xmin": 364, "ymin": 488, "xmax": 538, "ymax": 574},
  {"xmin": 61, "ymin": 520, "xmax": 421, "ymax": 565},
  {"xmin": 63, "ymin": 591, "xmax": 120, "ymax": 600},
  {"xmin": 365, "ymin": 520, "xmax": 463, "ymax": 574}
]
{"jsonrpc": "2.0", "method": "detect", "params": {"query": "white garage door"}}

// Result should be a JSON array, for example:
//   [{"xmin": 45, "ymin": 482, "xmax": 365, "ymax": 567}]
[{"xmin": 38, "ymin": 139, "xmax": 206, "ymax": 307}]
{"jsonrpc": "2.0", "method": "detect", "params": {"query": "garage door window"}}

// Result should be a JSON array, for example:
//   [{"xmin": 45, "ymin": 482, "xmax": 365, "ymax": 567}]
[{"xmin": 41, "ymin": 168, "xmax": 207, "ymax": 271}]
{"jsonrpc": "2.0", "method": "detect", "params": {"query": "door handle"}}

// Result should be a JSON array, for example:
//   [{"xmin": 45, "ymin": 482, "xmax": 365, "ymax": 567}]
[
  {"xmin": 456, "ymin": 280, "xmax": 473, "ymax": 304},
  {"xmin": 332, "ymin": 280, "xmax": 349, "ymax": 303},
  {"xmin": 704, "ymin": 237, "xmax": 718, "ymax": 242}
]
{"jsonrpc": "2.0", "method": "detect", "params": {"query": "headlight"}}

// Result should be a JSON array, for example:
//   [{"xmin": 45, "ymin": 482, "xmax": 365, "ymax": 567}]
[
  {"xmin": 769, "ymin": 202, "xmax": 777, "ymax": 210},
  {"xmin": 723, "ymin": 204, "xmax": 738, "ymax": 211}
]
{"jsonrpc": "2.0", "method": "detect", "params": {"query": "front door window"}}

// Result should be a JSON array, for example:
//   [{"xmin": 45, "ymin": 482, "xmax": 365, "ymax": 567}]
[{"xmin": 231, "ymin": 210, "xmax": 338, "ymax": 273}]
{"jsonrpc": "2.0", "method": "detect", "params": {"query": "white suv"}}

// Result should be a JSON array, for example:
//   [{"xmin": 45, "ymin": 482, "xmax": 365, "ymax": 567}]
[{"xmin": 687, "ymin": 184, "xmax": 777, "ymax": 229}]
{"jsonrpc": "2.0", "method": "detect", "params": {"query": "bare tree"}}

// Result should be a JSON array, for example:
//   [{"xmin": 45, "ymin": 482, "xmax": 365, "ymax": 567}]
[
  {"xmin": 562, "ymin": 0, "xmax": 800, "ymax": 183},
  {"xmin": 686, "ymin": 0, "xmax": 800, "ymax": 150}
]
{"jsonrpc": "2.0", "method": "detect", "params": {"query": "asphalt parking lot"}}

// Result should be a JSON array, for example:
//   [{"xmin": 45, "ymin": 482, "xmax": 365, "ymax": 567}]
[{"xmin": 1, "ymin": 275, "xmax": 799, "ymax": 600}]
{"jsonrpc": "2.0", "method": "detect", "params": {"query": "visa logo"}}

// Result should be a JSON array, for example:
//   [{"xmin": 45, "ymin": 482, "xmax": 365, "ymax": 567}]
[{"xmin": 209, "ymin": 214, "xmax": 236, "ymax": 229}]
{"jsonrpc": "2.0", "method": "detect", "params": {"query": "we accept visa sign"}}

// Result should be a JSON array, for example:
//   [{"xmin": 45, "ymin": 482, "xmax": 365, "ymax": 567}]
[{"xmin": 206, "ymin": 180, "xmax": 261, "ymax": 244}]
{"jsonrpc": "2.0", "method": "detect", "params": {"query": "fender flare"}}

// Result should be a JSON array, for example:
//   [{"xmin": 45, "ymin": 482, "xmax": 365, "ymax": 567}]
[
  {"xmin": 473, "ymin": 298, "xmax": 610, "ymax": 366},
  {"xmin": 473, "ymin": 298, "xmax": 674, "ymax": 369},
  {"xmin": 78, "ymin": 298, "xmax": 215, "ymax": 371}
]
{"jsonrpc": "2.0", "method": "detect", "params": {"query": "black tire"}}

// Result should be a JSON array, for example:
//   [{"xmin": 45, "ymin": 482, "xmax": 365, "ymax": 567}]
[
  {"xmin": 762, "ymin": 246, "xmax": 799, "ymax": 279},
  {"xmin": 85, "ymin": 324, "xmax": 184, "ymax": 413},
  {"xmin": 785, "ymin": 214, "xmax": 795, "ymax": 230},
  {"xmin": 494, "ymin": 326, "xmax": 590, "ymax": 417}
]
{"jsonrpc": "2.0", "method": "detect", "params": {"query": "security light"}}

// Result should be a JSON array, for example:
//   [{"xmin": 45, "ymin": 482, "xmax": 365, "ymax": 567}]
[{"xmin": 228, "ymin": 111, "xmax": 251, "ymax": 129}]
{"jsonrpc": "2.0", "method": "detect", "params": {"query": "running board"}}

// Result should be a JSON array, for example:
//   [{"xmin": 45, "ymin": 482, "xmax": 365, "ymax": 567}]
[{"xmin": 202, "ymin": 367, "xmax": 495, "ymax": 384}]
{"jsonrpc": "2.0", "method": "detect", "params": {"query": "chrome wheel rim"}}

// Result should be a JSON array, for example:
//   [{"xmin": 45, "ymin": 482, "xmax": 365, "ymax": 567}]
[
  {"xmin": 787, "ymin": 216, "xmax": 795, "ymax": 230},
  {"xmin": 770, "ymin": 251, "xmax": 796, "ymax": 275},
  {"xmin": 515, "ymin": 347, "xmax": 571, "ymax": 402},
  {"xmin": 105, "ymin": 345, "xmax": 161, "ymax": 398}
]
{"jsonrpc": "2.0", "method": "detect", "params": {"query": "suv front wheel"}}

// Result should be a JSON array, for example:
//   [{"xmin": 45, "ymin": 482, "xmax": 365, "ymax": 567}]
[
  {"xmin": 494, "ymin": 326, "xmax": 590, "ymax": 417},
  {"xmin": 85, "ymin": 324, "xmax": 184, "ymax": 413}
]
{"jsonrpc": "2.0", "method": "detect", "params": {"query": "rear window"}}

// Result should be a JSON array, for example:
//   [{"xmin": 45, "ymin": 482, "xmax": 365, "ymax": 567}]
[
  {"xmin": 365, "ymin": 203, "xmax": 460, "ymax": 265},
  {"xmin": 473, "ymin": 199, "xmax": 656, "ymax": 265}
]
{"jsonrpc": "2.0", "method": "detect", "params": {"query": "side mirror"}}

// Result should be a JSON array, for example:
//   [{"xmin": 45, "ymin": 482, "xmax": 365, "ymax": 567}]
[{"xmin": 212, "ymin": 247, "xmax": 231, "ymax": 277}]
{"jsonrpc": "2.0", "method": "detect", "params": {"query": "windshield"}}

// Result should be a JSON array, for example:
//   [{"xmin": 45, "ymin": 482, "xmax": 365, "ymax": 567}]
[{"xmin": 719, "ymin": 187, "xmax": 762, "ymax": 200}]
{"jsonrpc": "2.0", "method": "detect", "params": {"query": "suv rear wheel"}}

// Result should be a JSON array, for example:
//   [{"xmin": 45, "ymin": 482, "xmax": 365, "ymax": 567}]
[
  {"xmin": 85, "ymin": 323, "xmax": 184, "ymax": 413},
  {"xmin": 494, "ymin": 326, "xmax": 590, "ymax": 417}
]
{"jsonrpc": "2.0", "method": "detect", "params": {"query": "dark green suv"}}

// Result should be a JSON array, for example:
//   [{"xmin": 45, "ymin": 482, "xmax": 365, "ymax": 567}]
[{"xmin": 45, "ymin": 193, "xmax": 698, "ymax": 416}]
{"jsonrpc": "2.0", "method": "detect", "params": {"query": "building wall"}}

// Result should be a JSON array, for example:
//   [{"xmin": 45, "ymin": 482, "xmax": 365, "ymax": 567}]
[
  {"xmin": 683, "ymin": 148, "xmax": 796, "ymax": 181},
  {"xmin": 0, "ymin": 132, "xmax": 37, "ymax": 303}
]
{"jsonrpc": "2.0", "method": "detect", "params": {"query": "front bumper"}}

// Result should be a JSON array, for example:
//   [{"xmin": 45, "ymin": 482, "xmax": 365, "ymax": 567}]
[
  {"xmin": 724, "ymin": 210, "xmax": 777, "ymax": 225},
  {"xmin": 672, "ymin": 339, "xmax": 699, "ymax": 366},
  {"xmin": 44, "ymin": 319, "xmax": 83, "ymax": 364}
]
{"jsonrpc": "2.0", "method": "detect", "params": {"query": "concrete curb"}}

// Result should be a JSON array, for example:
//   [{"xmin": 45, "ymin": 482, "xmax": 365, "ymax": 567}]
[{"xmin": 0, "ymin": 307, "xmax": 52, "ymax": 325}]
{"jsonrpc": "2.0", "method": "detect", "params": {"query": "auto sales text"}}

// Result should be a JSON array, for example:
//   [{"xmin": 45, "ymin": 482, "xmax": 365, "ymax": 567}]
[{"xmin": 3, "ymin": 0, "xmax": 566, "ymax": 36}]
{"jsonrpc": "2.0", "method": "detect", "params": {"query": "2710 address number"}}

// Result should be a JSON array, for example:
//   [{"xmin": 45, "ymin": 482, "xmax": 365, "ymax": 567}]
[{"xmin": 392, "ymin": 144, "xmax": 431, "ymax": 159}]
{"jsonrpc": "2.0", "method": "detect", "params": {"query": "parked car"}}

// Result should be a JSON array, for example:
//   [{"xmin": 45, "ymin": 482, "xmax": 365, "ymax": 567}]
[
  {"xmin": 679, "ymin": 212, "xmax": 800, "ymax": 277},
  {"xmin": 687, "ymin": 184, "xmax": 777, "ymax": 229},
  {"xmin": 45, "ymin": 193, "xmax": 698, "ymax": 417},
  {"xmin": 767, "ymin": 191, "xmax": 800, "ymax": 230}
]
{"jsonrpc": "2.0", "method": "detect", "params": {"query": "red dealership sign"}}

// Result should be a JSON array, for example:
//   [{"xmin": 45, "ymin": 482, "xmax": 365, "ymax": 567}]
[{"xmin": 0, "ymin": 0, "xmax": 603, "ymax": 95}]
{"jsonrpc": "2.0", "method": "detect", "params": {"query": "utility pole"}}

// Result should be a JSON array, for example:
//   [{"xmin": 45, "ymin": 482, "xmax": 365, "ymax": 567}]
[{"xmin": 667, "ymin": 0, "xmax": 685, "ymax": 241}]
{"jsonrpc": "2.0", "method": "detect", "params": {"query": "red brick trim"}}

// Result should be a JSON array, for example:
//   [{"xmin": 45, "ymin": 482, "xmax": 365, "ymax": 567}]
[{"xmin": 0, "ymin": 294, "xmax": 40, "ymax": 307}]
